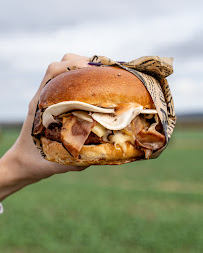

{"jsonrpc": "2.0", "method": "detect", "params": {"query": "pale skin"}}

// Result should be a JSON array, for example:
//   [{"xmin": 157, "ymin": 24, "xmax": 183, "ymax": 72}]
[{"xmin": 0, "ymin": 53, "xmax": 91, "ymax": 202}]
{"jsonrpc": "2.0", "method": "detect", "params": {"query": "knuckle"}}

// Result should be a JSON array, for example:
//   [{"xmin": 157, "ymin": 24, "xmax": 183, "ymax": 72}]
[
  {"xmin": 46, "ymin": 62, "xmax": 58, "ymax": 75},
  {"xmin": 62, "ymin": 53, "xmax": 77, "ymax": 61},
  {"xmin": 62, "ymin": 53, "xmax": 71, "ymax": 59}
]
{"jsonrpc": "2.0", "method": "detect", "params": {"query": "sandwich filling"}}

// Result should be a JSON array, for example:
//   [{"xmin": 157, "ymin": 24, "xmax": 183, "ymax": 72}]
[{"xmin": 33, "ymin": 101, "xmax": 166, "ymax": 159}]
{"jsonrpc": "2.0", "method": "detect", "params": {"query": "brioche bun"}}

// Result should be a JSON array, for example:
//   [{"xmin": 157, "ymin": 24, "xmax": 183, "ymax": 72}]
[
  {"xmin": 41, "ymin": 137, "xmax": 144, "ymax": 166},
  {"xmin": 39, "ymin": 66, "xmax": 155, "ymax": 109},
  {"xmin": 37, "ymin": 66, "xmax": 155, "ymax": 165}
]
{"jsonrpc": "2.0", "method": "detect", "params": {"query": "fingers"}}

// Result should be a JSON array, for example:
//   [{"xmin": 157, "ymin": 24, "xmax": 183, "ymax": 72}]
[
  {"xmin": 28, "ymin": 53, "xmax": 92, "ymax": 123},
  {"xmin": 43, "ymin": 61, "xmax": 70, "ymax": 88},
  {"xmin": 29, "ymin": 54, "xmax": 90, "ymax": 115},
  {"xmin": 39, "ymin": 54, "xmax": 90, "ymax": 94},
  {"xmin": 39, "ymin": 160, "xmax": 89, "ymax": 178},
  {"xmin": 28, "ymin": 61, "xmax": 70, "ymax": 115},
  {"xmin": 17, "ymin": 53, "xmax": 92, "ymax": 182},
  {"xmin": 41, "ymin": 53, "xmax": 89, "ymax": 92},
  {"xmin": 53, "ymin": 164, "xmax": 89, "ymax": 174},
  {"xmin": 61, "ymin": 53, "xmax": 89, "ymax": 62},
  {"xmin": 61, "ymin": 53, "xmax": 90, "ymax": 72}
]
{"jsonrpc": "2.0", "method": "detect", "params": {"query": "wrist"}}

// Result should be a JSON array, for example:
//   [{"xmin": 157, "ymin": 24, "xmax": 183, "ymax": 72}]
[{"xmin": 0, "ymin": 146, "xmax": 38, "ymax": 201}]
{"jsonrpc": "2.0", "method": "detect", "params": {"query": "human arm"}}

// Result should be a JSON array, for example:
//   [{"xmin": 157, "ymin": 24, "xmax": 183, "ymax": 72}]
[{"xmin": 0, "ymin": 53, "xmax": 90, "ymax": 202}]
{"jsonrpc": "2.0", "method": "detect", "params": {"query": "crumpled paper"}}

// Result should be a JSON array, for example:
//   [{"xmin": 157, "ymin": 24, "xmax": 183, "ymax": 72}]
[{"xmin": 89, "ymin": 55, "xmax": 176, "ymax": 158}]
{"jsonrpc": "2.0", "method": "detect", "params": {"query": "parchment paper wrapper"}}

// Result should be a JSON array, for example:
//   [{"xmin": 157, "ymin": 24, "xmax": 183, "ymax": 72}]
[
  {"xmin": 89, "ymin": 55, "xmax": 176, "ymax": 158},
  {"xmin": 32, "ymin": 55, "xmax": 176, "ymax": 160}
]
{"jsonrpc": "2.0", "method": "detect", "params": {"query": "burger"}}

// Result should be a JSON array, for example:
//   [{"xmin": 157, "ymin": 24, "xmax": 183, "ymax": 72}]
[{"xmin": 32, "ymin": 66, "xmax": 166, "ymax": 166}]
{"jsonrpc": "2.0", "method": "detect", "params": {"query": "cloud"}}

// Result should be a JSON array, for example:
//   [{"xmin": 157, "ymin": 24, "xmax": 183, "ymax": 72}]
[
  {"xmin": 1, "ymin": 0, "xmax": 203, "ymax": 33},
  {"xmin": 0, "ymin": 0, "xmax": 173, "ymax": 33},
  {"xmin": 170, "ymin": 77, "xmax": 203, "ymax": 113},
  {"xmin": 157, "ymin": 31, "xmax": 203, "ymax": 60},
  {"xmin": 0, "ymin": 0, "xmax": 203, "ymax": 121}
]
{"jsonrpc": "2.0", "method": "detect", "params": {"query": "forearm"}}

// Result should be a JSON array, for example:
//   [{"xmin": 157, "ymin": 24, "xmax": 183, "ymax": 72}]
[
  {"xmin": 0, "ymin": 146, "xmax": 37, "ymax": 202},
  {"xmin": 0, "ymin": 54, "xmax": 90, "ymax": 202}
]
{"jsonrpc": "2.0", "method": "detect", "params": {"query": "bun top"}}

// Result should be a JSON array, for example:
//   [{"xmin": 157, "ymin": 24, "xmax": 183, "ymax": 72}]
[{"xmin": 39, "ymin": 66, "xmax": 155, "ymax": 109}]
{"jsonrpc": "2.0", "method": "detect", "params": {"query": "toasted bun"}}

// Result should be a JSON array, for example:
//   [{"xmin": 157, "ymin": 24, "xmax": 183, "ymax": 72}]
[
  {"xmin": 41, "ymin": 137, "xmax": 144, "ymax": 166},
  {"xmin": 37, "ymin": 66, "xmax": 155, "ymax": 166},
  {"xmin": 39, "ymin": 66, "xmax": 155, "ymax": 109}
]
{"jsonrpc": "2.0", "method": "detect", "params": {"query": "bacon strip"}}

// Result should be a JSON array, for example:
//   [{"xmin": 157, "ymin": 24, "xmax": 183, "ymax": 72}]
[{"xmin": 61, "ymin": 116, "xmax": 95, "ymax": 158}]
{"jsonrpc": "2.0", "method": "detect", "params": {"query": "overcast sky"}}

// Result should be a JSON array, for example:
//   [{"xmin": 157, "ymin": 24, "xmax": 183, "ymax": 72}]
[{"xmin": 0, "ymin": 0, "xmax": 203, "ymax": 122}]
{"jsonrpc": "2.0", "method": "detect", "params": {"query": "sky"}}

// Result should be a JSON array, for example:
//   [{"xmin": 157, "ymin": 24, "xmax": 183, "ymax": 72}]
[{"xmin": 0, "ymin": 0, "xmax": 203, "ymax": 122}]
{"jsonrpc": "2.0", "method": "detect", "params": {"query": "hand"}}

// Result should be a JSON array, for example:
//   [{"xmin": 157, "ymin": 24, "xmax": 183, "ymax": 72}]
[{"xmin": 0, "ymin": 53, "xmax": 91, "ymax": 201}]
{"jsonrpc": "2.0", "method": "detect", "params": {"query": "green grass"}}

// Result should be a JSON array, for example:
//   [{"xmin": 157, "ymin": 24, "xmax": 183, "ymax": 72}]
[{"xmin": 0, "ymin": 127, "xmax": 203, "ymax": 253}]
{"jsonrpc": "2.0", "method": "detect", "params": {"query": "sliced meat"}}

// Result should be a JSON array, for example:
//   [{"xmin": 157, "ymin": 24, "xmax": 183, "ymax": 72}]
[
  {"xmin": 124, "ymin": 115, "xmax": 150, "ymax": 136},
  {"xmin": 132, "ymin": 115, "xmax": 146, "ymax": 134},
  {"xmin": 144, "ymin": 149, "xmax": 153, "ymax": 159},
  {"xmin": 33, "ymin": 108, "xmax": 44, "ymax": 135},
  {"xmin": 44, "ymin": 126, "xmax": 61, "ymax": 142},
  {"xmin": 84, "ymin": 132, "xmax": 103, "ymax": 145},
  {"xmin": 135, "ymin": 129, "xmax": 166, "ymax": 151},
  {"xmin": 61, "ymin": 116, "xmax": 95, "ymax": 158},
  {"xmin": 128, "ymin": 115, "xmax": 166, "ymax": 159}
]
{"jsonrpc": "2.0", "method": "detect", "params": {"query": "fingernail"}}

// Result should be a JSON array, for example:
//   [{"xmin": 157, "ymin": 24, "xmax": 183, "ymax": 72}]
[{"xmin": 88, "ymin": 62, "xmax": 103, "ymax": 66}]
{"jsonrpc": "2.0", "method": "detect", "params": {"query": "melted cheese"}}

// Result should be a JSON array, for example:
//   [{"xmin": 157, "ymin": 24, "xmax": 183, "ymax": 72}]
[
  {"xmin": 92, "ymin": 122, "xmax": 106, "ymax": 138},
  {"xmin": 109, "ymin": 131, "xmax": 135, "ymax": 154}
]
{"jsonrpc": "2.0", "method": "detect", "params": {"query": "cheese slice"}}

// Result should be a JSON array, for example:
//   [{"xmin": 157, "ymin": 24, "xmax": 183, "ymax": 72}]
[
  {"xmin": 72, "ymin": 111, "xmax": 93, "ymax": 122},
  {"xmin": 42, "ymin": 101, "xmax": 115, "ymax": 128},
  {"xmin": 91, "ymin": 106, "xmax": 143, "ymax": 130},
  {"xmin": 92, "ymin": 122, "xmax": 106, "ymax": 137},
  {"xmin": 42, "ymin": 101, "xmax": 157, "ymax": 130},
  {"xmin": 141, "ymin": 109, "xmax": 157, "ymax": 114}
]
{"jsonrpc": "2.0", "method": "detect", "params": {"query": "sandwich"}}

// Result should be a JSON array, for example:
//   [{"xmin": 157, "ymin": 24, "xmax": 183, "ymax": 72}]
[{"xmin": 32, "ymin": 66, "xmax": 166, "ymax": 166}]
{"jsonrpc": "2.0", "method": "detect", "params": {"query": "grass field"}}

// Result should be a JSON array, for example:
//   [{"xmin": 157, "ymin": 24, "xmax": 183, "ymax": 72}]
[{"xmin": 0, "ymin": 127, "xmax": 203, "ymax": 253}]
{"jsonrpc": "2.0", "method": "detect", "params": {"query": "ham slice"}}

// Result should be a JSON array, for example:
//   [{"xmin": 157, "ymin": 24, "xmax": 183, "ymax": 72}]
[
  {"xmin": 61, "ymin": 116, "xmax": 95, "ymax": 158},
  {"xmin": 131, "ymin": 115, "xmax": 166, "ymax": 159},
  {"xmin": 144, "ymin": 149, "xmax": 153, "ymax": 159},
  {"xmin": 135, "ymin": 129, "xmax": 166, "ymax": 150},
  {"xmin": 33, "ymin": 109, "xmax": 44, "ymax": 135},
  {"xmin": 84, "ymin": 132, "xmax": 103, "ymax": 145}
]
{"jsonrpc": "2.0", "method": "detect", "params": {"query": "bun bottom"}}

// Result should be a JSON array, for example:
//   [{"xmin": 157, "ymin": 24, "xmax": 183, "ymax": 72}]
[{"xmin": 41, "ymin": 137, "xmax": 144, "ymax": 166}]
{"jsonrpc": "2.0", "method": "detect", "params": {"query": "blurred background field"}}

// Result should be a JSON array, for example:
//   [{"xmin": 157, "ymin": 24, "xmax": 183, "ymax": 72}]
[{"xmin": 0, "ymin": 121, "xmax": 202, "ymax": 253}]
